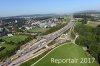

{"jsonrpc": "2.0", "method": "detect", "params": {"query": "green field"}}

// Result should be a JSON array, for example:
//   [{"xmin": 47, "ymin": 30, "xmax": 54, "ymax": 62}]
[
  {"xmin": 86, "ymin": 22, "xmax": 100, "ymax": 28},
  {"xmin": 0, "ymin": 35, "xmax": 28, "ymax": 44},
  {"xmin": 34, "ymin": 43, "xmax": 99, "ymax": 66},
  {"xmin": 28, "ymin": 28, "xmax": 49, "ymax": 33},
  {"xmin": 0, "ymin": 44, "xmax": 16, "ymax": 52},
  {"xmin": 0, "ymin": 35, "xmax": 29, "ymax": 60},
  {"xmin": 0, "ymin": 43, "xmax": 17, "ymax": 60},
  {"xmin": 0, "ymin": 35, "xmax": 29, "ymax": 52}
]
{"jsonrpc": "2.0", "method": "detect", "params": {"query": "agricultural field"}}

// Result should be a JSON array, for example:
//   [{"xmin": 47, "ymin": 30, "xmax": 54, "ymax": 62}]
[
  {"xmin": 33, "ymin": 43, "xmax": 99, "ymax": 66},
  {"xmin": 86, "ymin": 21, "xmax": 100, "ymax": 27},
  {"xmin": 0, "ymin": 35, "xmax": 28, "ymax": 44},
  {"xmin": 0, "ymin": 35, "xmax": 30, "ymax": 60},
  {"xmin": 28, "ymin": 28, "xmax": 49, "ymax": 33},
  {"xmin": 0, "ymin": 44, "xmax": 16, "ymax": 52}
]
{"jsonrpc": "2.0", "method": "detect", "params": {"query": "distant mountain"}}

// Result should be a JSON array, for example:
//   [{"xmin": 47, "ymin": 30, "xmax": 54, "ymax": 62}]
[
  {"xmin": 19, "ymin": 14, "xmax": 60, "ymax": 17},
  {"xmin": 0, "ymin": 14, "xmax": 61, "ymax": 19},
  {"xmin": 74, "ymin": 10, "xmax": 100, "ymax": 14}
]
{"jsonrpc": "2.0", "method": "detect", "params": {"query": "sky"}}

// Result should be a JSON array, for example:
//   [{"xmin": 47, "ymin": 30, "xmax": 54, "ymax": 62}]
[{"xmin": 0, "ymin": 0, "xmax": 100, "ymax": 17}]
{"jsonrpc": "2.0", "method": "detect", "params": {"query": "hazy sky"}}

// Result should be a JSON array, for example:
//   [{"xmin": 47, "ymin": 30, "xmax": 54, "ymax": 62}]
[{"xmin": 0, "ymin": 0, "xmax": 100, "ymax": 17}]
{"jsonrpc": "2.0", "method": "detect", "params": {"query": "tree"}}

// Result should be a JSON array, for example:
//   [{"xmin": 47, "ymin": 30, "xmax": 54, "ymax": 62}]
[{"xmin": 75, "ymin": 21, "xmax": 100, "ymax": 64}]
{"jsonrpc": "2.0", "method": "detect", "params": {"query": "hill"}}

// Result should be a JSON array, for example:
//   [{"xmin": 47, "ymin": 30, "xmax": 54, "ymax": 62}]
[{"xmin": 74, "ymin": 10, "xmax": 100, "ymax": 14}]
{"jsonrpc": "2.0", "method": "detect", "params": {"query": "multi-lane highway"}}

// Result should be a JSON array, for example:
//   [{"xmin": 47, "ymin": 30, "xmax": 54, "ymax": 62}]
[{"xmin": 2, "ymin": 20, "xmax": 75, "ymax": 66}]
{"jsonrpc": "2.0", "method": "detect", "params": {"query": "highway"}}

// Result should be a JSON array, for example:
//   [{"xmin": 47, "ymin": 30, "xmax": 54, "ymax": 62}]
[{"xmin": 3, "ymin": 20, "xmax": 75, "ymax": 66}]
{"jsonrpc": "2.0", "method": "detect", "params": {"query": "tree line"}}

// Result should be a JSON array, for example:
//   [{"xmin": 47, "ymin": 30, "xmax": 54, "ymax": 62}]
[{"xmin": 75, "ymin": 20, "xmax": 100, "ymax": 64}]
